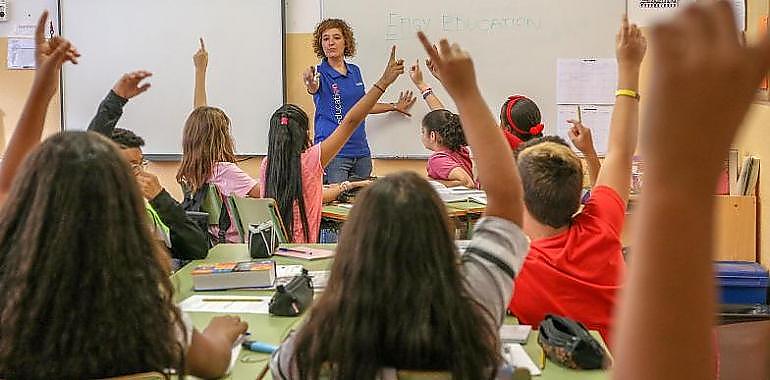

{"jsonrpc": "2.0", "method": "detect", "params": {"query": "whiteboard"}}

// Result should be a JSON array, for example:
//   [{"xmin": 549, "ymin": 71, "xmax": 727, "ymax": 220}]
[
  {"xmin": 323, "ymin": 0, "xmax": 624, "ymax": 158},
  {"xmin": 60, "ymin": 0, "xmax": 285, "ymax": 156}
]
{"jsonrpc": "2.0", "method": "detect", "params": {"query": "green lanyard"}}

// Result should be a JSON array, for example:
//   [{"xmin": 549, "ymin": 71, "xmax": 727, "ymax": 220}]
[{"xmin": 145, "ymin": 203, "xmax": 170, "ymax": 236}]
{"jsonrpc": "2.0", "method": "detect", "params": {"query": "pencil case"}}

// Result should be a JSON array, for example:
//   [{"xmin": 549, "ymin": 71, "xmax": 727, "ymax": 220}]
[{"xmin": 269, "ymin": 269, "xmax": 313, "ymax": 316}]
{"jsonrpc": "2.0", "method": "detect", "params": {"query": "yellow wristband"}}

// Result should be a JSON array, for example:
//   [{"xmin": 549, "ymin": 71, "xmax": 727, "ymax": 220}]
[{"xmin": 616, "ymin": 89, "xmax": 640, "ymax": 100}]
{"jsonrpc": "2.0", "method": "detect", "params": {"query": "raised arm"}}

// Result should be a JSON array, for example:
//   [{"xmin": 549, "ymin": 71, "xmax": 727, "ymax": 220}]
[
  {"xmin": 320, "ymin": 46, "xmax": 405, "ymax": 166},
  {"xmin": 613, "ymin": 3, "xmax": 770, "ymax": 380},
  {"xmin": 87, "ymin": 71, "xmax": 152, "ymax": 136},
  {"xmin": 419, "ymin": 32, "xmax": 522, "ymax": 226},
  {"xmin": 567, "ymin": 120, "xmax": 601, "ymax": 187},
  {"xmin": 0, "ymin": 11, "xmax": 79, "ymax": 203},
  {"xmin": 409, "ymin": 60, "xmax": 445, "ymax": 110},
  {"xmin": 193, "ymin": 38, "xmax": 208, "ymax": 108},
  {"xmin": 594, "ymin": 17, "xmax": 646, "ymax": 203}
]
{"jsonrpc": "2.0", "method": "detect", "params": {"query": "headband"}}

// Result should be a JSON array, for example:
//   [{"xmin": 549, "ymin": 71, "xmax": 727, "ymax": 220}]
[{"xmin": 505, "ymin": 95, "xmax": 544, "ymax": 136}]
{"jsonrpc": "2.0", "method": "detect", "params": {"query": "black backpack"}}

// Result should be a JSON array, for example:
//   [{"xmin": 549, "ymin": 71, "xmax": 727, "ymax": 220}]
[{"xmin": 181, "ymin": 184, "xmax": 231, "ymax": 247}]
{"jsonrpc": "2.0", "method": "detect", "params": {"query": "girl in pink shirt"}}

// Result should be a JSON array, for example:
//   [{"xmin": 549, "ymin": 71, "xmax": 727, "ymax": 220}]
[
  {"xmin": 260, "ymin": 48, "xmax": 406, "ymax": 243},
  {"xmin": 422, "ymin": 110, "xmax": 476, "ymax": 188}
]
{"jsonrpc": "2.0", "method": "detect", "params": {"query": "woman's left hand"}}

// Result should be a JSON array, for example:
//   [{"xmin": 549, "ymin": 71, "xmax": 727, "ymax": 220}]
[{"xmin": 392, "ymin": 90, "xmax": 416, "ymax": 116}]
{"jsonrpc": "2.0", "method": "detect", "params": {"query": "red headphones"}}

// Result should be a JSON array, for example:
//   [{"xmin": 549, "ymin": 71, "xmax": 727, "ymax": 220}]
[{"xmin": 505, "ymin": 95, "xmax": 544, "ymax": 136}]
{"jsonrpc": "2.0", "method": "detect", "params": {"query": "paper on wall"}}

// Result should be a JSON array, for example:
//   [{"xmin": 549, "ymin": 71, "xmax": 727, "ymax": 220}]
[
  {"xmin": 7, "ymin": 37, "xmax": 35, "ymax": 70},
  {"xmin": 556, "ymin": 59, "xmax": 617, "ymax": 105},
  {"xmin": 626, "ymin": 0, "xmax": 695, "ymax": 27}
]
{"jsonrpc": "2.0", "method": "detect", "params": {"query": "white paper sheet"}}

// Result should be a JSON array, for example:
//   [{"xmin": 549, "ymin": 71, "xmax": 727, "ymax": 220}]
[
  {"xmin": 502, "ymin": 343, "xmax": 542, "ymax": 376},
  {"xmin": 556, "ymin": 104, "xmax": 613, "ymax": 156},
  {"xmin": 627, "ymin": 0, "xmax": 695, "ymax": 26},
  {"xmin": 731, "ymin": 0, "xmax": 747, "ymax": 31},
  {"xmin": 556, "ymin": 59, "xmax": 617, "ymax": 105},
  {"xmin": 7, "ymin": 37, "xmax": 35, "ymax": 70},
  {"xmin": 178, "ymin": 295, "xmax": 271, "ymax": 314}
]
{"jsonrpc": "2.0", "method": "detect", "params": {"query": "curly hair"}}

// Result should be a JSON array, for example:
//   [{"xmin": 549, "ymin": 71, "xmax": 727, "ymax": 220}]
[
  {"xmin": 111, "ymin": 127, "xmax": 145, "ymax": 149},
  {"xmin": 422, "ymin": 109, "xmax": 467, "ymax": 152},
  {"xmin": 0, "ymin": 132, "xmax": 186, "ymax": 379},
  {"xmin": 313, "ymin": 18, "xmax": 356, "ymax": 58}
]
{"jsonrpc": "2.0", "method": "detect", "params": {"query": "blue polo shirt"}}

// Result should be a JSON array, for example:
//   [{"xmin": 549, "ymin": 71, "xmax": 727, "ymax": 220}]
[{"xmin": 313, "ymin": 59, "xmax": 371, "ymax": 158}]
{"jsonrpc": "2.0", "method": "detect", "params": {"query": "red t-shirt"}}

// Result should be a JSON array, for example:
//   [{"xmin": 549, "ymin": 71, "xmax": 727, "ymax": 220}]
[{"xmin": 508, "ymin": 186, "xmax": 626, "ymax": 345}]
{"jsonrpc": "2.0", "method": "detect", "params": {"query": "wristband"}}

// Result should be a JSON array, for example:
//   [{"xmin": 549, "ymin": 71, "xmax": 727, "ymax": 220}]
[
  {"xmin": 373, "ymin": 84, "xmax": 386, "ymax": 93},
  {"xmin": 615, "ymin": 89, "xmax": 640, "ymax": 100},
  {"xmin": 421, "ymin": 88, "xmax": 433, "ymax": 99}
]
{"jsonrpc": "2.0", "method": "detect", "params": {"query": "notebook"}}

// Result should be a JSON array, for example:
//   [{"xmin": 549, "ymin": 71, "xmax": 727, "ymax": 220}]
[{"xmin": 274, "ymin": 246, "xmax": 335, "ymax": 260}]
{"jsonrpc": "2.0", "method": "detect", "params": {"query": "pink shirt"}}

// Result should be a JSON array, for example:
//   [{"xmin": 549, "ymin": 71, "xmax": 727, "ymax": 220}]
[
  {"xmin": 259, "ymin": 144, "xmax": 323, "ymax": 243},
  {"xmin": 427, "ymin": 146, "xmax": 474, "ymax": 184},
  {"xmin": 209, "ymin": 162, "xmax": 258, "ymax": 243}
]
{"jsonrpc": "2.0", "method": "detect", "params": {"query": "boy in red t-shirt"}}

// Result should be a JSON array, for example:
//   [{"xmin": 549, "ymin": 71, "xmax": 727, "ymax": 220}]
[{"xmin": 508, "ymin": 17, "xmax": 646, "ymax": 345}]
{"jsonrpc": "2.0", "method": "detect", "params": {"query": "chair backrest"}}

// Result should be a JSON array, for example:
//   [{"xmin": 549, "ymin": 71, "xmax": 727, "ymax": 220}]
[
  {"xmin": 228, "ymin": 196, "xmax": 289, "ymax": 243},
  {"xmin": 200, "ymin": 183, "xmax": 225, "ymax": 225},
  {"xmin": 717, "ymin": 320, "xmax": 770, "ymax": 379},
  {"xmin": 101, "ymin": 372, "xmax": 166, "ymax": 380}
]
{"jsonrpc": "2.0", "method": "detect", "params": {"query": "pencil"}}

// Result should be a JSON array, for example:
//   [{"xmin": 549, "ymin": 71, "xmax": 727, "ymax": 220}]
[
  {"xmin": 577, "ymin": 105, "xmax": 582, "ymax": 124},
  {"xmin": 256, "ymin": 363, "xmax": 270, "ymax": 380},
  {"xmin": 540, "ymin": 348, "xmax": 546, "ymax": 369}
]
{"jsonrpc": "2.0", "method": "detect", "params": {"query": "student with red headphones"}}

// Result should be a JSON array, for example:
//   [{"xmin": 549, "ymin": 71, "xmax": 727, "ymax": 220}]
[{"xmin": 499, "ymin": 95, "xmax": 545, "ymax": 150}]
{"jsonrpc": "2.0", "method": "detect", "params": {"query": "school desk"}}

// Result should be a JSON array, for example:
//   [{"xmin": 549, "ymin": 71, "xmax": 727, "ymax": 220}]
[{"xmin": 172, "ymin": 244, "xmax": 609, "ymax": 380}]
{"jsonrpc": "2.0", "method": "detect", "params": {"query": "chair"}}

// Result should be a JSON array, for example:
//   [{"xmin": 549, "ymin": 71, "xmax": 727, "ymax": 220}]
[{"xmin": 228, "ymin": 196, "xmax": 289, "ymax": 243}]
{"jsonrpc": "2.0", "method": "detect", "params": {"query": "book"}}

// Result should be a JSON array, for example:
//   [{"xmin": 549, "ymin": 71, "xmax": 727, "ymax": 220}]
[
  {"xmin": 729, "ymin": 149, "xmax": 740, "ymax": 195},
  {"xmin": 736, "ymin": 155, "xmax": 760, "ymax": 196},
  {"xmin": 274, "ymin": 246, "xmax": 335, "ymax": 260},
  {"xmin": 191, "ymin": 260, "xmax": 276, "ymax": 291}
]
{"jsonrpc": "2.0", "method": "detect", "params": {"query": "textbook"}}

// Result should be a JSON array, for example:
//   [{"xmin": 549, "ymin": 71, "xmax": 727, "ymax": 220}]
[{"xmin": 191, "ymin": 260, "xmax": 276, "ymax": 291}]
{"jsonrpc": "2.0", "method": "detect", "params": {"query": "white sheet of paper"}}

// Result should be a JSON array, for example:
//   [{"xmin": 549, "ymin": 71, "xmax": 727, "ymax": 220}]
[
  {"xmin": 276, "ymin": 264, "xmax": 304, "ymax": 278},
  {"xmin": 556, "ymin": 104, "xmax": 613, "ymax": 156},
  {"xmin": 7, "ymin": 38, "xmax": 35, "ymax": 70},
  {"xmin": 627, "ymin": 0, "xmax": 695, "ymax": 27},
  {"xmin": 178, "ymin": 295, "xmax": 270, "ymax": 314},
  {"xmin": 556, "ymin": 59, "xmax": 617, "ymax": 105},
  {"xmin": 13, "ymin": 24, "xmax": 37, "ymax": 37},
  {"xmin": 228, "ymin": 334, "xmax": 248, "ymax": 373},
  {"xmin": 502, "ymin": 343, "xmax": 542, "ymax": 376}
]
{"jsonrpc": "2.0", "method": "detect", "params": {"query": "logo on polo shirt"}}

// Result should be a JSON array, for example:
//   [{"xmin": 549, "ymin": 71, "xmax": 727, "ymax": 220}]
[
  {"xmin": 356, "ymin": 82, "xmax": 364, "ymax": 86},
  {"xmin": 331, "ymin": 83, "xmax": 343, "ymax": 124}
]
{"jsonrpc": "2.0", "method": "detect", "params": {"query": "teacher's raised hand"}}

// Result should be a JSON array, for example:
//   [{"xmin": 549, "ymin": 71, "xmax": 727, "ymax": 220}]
[{"xmin": 303, "ymin": 66, "xmax": 320, "ymax": 94}]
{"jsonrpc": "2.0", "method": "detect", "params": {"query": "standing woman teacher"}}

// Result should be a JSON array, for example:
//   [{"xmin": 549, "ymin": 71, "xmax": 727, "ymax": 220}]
[{"xmin": 303, "ymin": 19, "xmax": 416, "ymax": 183}]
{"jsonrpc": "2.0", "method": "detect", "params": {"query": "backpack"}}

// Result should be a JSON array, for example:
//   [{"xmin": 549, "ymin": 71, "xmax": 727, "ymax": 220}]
[{"xmin": 181, "ymin": 183, "xmax": 231, "ymax": 247}]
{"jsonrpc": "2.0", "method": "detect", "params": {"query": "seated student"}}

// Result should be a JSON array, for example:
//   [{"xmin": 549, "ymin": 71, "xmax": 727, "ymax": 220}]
[
  {"xmin": 507, "ymin": 16, "xmax": 646, "ymax": 345},
  {"xmin": 271, "ymin": 33, "xmax": 529, "ymax": 379},
  {"xmin": 499, "ymin": 95, "xmax": 545, "ymax": 150},
  {"xmin": 261, "ymin": 47, "xmax": 405, "ymax": 243},
  {"xmin": 409, "ymin": 61, "xmax": 476, "ymax": 188},
  {"xmin": 177, "ymin": 39, "xmax": 259, "ymax": 244},
  {"xmin": 0, "ymin": 15, "xmax": 247, "ymax": 379},
  {"xmin": 87, "ymin": 71, "xmax": 208, "ymax": 263},
  {"xmin": 613, "ymin": 3, "xmax": 770, "ymax": 379}
]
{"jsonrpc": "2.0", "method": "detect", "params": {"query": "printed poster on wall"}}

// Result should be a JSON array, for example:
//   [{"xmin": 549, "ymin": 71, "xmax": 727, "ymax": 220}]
[{"xmin": 627, "ymin": 0, "xmax": 695, "ymax": 27}]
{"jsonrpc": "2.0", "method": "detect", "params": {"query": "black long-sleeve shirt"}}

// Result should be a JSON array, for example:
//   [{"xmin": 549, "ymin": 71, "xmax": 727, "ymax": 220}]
[{"xmin": 88, "ymin": 90, "xmax": 208, "ymax": 260}]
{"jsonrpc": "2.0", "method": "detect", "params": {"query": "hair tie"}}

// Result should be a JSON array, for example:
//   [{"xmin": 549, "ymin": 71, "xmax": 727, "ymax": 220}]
[
  {"xmin": 280, "ymin": 116, "xmax": 289, "ymax": 126},
  {"xmin": 529, "ymin": 123, "xmax": 544, "ymax": 135}
]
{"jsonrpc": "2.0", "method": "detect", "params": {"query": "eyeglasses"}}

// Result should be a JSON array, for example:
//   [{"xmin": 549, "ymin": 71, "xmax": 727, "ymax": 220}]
[{"xmin": 131, "ymin": 159, "xmax": 150, "ymax": 173}]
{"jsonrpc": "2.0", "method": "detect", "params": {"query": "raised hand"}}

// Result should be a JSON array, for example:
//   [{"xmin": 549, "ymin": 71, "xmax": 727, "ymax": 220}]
[
  {"xmin": 193, "ymin": 37, "xmax": 208, "ymax": 71},
  {"xmin": 418, "ymin": 32, "xmax": 476, "ymax": 99},
  {"xmin": 643, "ymin": 2, "xmax": 769, "ymax": 173},
  {"xmin": 112, "ymin": 70, "xmax": 153, "ymax": 100},
  {"xmin": 567, "ymin": 120, "xmax": 597, "ymax": 155},
  {"xmin": 393, "ymin": 90, "xmax": 416, "ymax": 116},
  {"xmin": 616, "ymin": 16, "xmax": 647, "ymax": 68},
  {"xmin": 425, "ymin": 44, "xmax": 442, "ymax": 82},
  {"xmin": 34, "ymin": 11, "xmax": 80, "ymax": 100},
  {"xmin": 303, "ymin": 66, "xmax": 320, "ymax": 94},
  {"xmin": 375, "ymin": 45, "xmax": 405, "ymax": 89},
  {"xmin": 409, "ymin": 59, "xmax": 425, "ymax": 87}
]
